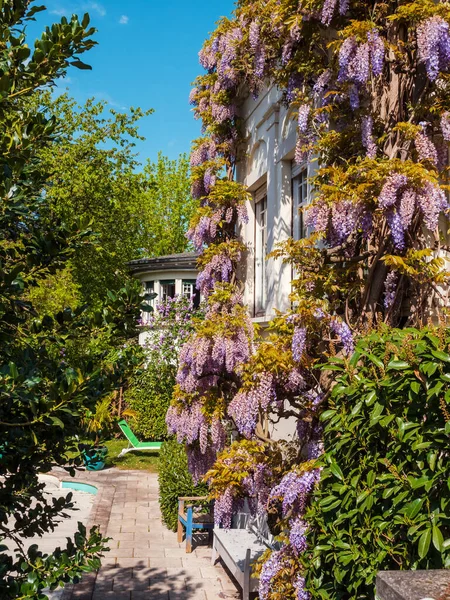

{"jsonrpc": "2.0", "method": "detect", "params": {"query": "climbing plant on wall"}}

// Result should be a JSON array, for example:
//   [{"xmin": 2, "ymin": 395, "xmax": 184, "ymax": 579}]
[{"xmin": 167, "ymin": 1, "xmax": 450, "ymax": 598}]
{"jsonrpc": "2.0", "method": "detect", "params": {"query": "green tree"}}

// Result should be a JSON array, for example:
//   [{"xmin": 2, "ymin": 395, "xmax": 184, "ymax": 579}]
[
  {"xmin": 0, "ymin": 2, "xmax": 142, "ymax": 596},
  {"xmin": 141, "ymin": 152, "xmax": 197, "ymax": 257},
  {"xmin": 38, "ymin": 92, "xmax": 153, "ymax": 306}
]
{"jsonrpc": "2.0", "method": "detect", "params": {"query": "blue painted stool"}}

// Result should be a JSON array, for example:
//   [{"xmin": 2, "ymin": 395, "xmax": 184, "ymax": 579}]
[{"xmin": 177, "ymin": 496, "xmax": 214, "ymax": 553}]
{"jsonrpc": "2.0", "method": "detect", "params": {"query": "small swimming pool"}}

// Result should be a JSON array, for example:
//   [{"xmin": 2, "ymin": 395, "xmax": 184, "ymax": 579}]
[{"xmin": 61, "ymin": 481, "xmax": 98, "ymax": 495}]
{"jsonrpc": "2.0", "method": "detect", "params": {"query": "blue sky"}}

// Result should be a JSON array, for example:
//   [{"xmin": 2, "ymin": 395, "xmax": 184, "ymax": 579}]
[{"xmin": 29, "ymin": 0, "xmax": 231, "ymax": 164}]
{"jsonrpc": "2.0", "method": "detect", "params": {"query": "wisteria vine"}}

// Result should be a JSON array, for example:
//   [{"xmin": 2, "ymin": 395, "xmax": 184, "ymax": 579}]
[{"xmin": 167, "ymin": 1, "xmax": 450, "ymax": 599}]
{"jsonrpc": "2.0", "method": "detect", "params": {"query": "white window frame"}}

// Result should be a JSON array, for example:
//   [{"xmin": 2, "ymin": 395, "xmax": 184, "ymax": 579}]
[
  {"xmin": 142, "ymin": 280, "xmax": 155, "ymax": 324},
  {"xmin": 292, "ymin": 163, "xmax": 309, "ymax": 241},
  {"xmin": 254, "ymin": 186, "xmax": 268, "ymax": 317},
  {"xmin": 160, "ymin": 280, "xmax": 176, "ymax": 301},
  {"xmin": 182, "ymin": 280, "xmax": 195, "ymax": 299}
]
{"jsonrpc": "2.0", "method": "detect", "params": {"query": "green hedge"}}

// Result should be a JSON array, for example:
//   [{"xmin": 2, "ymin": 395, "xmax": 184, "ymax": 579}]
[
  {"xmin": 305, "ymin": 326, "xmax": 450, "ymax": 600},
  {"xmin": 124, "ymin": 362, "xmax": 174, "ymax": 441},
  {"xmin": 158, "ymin": 438, "xmax": 208, "ymax": 531}
]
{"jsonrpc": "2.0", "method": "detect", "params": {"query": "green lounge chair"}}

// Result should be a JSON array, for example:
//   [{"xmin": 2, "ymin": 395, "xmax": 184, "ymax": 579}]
[{"xmin": 117, "ymin": 419, "xmax": 162, "ymax": 457}]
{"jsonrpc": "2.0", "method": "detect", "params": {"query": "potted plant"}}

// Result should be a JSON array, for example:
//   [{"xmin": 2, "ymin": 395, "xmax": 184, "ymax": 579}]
[{"xmin": 79, "ymin": 396, "xmax": 113, "ymax": 471}]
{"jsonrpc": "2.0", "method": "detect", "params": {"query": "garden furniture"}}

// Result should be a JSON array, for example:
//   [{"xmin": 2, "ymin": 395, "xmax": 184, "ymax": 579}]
[
  {"xmin": 177, "ymin": 496, "xmax": 214, "ymax": 553},
  {"xmin": 117, "ymin": 419, "xmax": 162, "ymax": 457},
  {"xmin": 211, "ymin": 511, "xmax": 273, "ymax": 600}
]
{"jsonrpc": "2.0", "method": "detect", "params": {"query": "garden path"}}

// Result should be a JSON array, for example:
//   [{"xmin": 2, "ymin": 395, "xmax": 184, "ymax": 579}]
[{"xmin": 53, "ymin": 467, "xmax": 241, "ymax": 600}]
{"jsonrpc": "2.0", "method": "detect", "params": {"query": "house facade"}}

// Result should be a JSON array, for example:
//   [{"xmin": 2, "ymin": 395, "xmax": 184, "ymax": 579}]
[
  {"xmin": 236, "ymin": 85, "xmax": 312, "ymax": 324},
  {"xmin": 128, "ymin": 252, "xmax": 199, "ymax": 345}
]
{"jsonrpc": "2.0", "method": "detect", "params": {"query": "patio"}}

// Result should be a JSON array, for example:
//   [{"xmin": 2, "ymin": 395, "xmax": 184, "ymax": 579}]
[{"xmin": 50, "ymin": 468, "xmax": 241, "ymax": 600}]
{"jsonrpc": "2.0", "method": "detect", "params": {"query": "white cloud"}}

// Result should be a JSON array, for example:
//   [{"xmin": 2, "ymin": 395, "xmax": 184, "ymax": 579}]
[
  {"xmin": 84, "ymin": 2, "xmax": 106, "ymax": 17},
  {"xmin": 50, "ymin": 6, "xmax": 68, "ymax": 15},
  {"xmin": 119, "ymin": 14, "xmax": 129, "ymax": 25},
  {"xmin": 49, "ymin": 2, "xmax": 106, "ymax": 17}
]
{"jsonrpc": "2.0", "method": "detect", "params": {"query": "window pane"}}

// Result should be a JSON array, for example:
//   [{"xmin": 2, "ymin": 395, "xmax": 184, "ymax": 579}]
[
  {"xmin": 255, "ymin": 195, "xmax": 267, "ymax": 316},
  {"xmin": 160, "ymin": 281, "xmax": 176, "ymax": 301},
  {"xmin": 293, "ymin": 169, "xmax": 308, "ymax": 241}
]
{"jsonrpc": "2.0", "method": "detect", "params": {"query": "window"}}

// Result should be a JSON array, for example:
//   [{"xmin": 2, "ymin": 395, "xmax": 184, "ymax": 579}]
[
  {"xmin": 160, "ymin": 280, "xmax": 176, "ymax": 301},
  {"xmin": 292, "ymin": 167, "xmax": 309, "ymax": 240},
  {"xmin": 182, "ymin": 280, "xmax": 195, "ymax": 298},
  {"xmin": 142, "ymin": 281, "xmax": 156, "ymax": 324},
  {"xmin": 254, "ymin": 187, "xmax": 268, "ymax": 316},
  {"xmin": 182, "ymin": 279, "xmax": 201, "ymax": 308}
]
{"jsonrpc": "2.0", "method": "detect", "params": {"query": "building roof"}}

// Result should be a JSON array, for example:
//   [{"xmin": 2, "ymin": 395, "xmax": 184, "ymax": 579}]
[{"xmin": 128, "ymin": 252, "xmax": 199, "ymax": 275}]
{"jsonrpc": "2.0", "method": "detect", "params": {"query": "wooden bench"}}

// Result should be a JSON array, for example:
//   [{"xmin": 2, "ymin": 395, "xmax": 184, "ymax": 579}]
[
  {"xmin": 211, "ymin": 510, "xmax": 274, "ymax": 600},
  {"xmin": 177, "ymin": 496, "xmax": 214, "ymax": 553}
]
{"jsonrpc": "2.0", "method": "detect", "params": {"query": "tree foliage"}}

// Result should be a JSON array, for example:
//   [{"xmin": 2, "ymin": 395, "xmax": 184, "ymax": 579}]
[
  {"xmin": 36, "ymin": 95, "xmax": 197, "ymax": 308},
  {"xmin": 38, "ymin": 92, "xmax": 153, "ymax": 305},
  {"xmin": 0, "ymin": 2, "xmax": 142, "ymax": 596},
  {"xmin": 141, "ymin": 152, "xmax": 198, "ymax": 257}
]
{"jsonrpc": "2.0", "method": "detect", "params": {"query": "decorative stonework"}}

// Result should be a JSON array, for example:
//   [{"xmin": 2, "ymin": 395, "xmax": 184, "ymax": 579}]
[{"xmin": 376, "ymin": 571, "xmax": 450, "ymax": 600}]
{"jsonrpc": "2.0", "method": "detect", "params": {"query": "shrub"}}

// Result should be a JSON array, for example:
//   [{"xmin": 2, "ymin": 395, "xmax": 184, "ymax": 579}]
[
  {"xmin": 304, "ymin": 326, "xmax": 450, "ymax": 600},
  {"xmin": 158, "ymin": 438, "xmax": 208, "ymax": 531},
  {"xmin": 124, "ymin": 362, "xmax": 174, "ymax": 441}
]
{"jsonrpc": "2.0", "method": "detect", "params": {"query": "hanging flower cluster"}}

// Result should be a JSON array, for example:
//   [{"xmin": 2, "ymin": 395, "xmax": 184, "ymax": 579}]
[
  {"xmin": 337, "ymin": 29, "xmax": 384, "ymax": 109},
  {"xmin": 204, "ymin": 440, "xmax": 281, "ymax": 528},
  {"xmin": 228, "ymin": 372, "xmax": 278, "ymax": 438},
  {"xmin": 378, "ymin": 172, "xmax": 448, "ymax": 249},
  {"xmin": 417, "ymin": 16, "xmax": 450, "ymax": 81}
]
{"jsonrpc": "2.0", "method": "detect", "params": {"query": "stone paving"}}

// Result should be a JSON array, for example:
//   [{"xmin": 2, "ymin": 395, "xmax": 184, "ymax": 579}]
[{"xmin": 52, "ymin": 467, "xmax": 241, "ymax": 600}]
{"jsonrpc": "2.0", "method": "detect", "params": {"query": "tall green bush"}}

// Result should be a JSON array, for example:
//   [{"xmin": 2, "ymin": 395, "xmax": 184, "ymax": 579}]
[
  {"xmin": 305, "ymin": 326, "xmax": 450, "ymax": 600},
  {"xmin": 158, "ymin": 439, "xmax": 208, "ymax": 531},
  {"xmin": 125, "ymin": 362, "xmax": 173, "ymax": 441}
]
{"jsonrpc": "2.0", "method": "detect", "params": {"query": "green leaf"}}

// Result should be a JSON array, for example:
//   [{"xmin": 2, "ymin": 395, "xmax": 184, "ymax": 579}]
[
  {"xmin": 367, "ymin": 354, "xmax": 384, "ymax": 369},
  {"xmin": 432, "ymin": 525, "xmax": 444, "ymax": 552},
  {"xmin": 403, "ymin": 498, "xmax": 424, "ymax": 519},
  {"xmin": 321, "ymin": 410, "xmax": 337, "ymax": 421},
  {"xmin": 431, "ymin": 350, "xmax": 450, "ymax": 362},
  {"xmin": 418, "ymin": 528, "xmax": 431, "ymax": 558},
  {"xmin": 329, "ymin": 462, "xmax": 344, "ymax": 481},
  {"xmin": 387, "ymin": 360, "xmax": 410, "ymax": 370},
  {"xmin": 71, "ymin": 60, "xmax": 92, "ymax": 70}
]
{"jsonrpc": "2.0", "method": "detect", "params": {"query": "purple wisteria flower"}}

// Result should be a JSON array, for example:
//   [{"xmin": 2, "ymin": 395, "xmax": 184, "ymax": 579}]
[
  {"xmin": 338, "ymin": 36, "xmax": 357, "ymax": 83},
  {"xmin": 386, "ymin": 209, "xmax": 405, "ymax": 250},
  {"xmin": 298, "ymin": 104, "xmax": 311, "ymax": 134},
  {"xmin": 378, "ymin": 173, "xmax": 408, "ymax": 209},
  {"xmin": 361, "ymin": 115, "xmax": 377, "ymax": 158},
  {"xmin": 441, "ymin": 111, "xmax": 450, "ymax": 141},
  {"xmin": 399, "ymin": 189, "xmax": 416, "ymax": 229},
  {"xmin": 259, "ymin": 551, "xmax": 283, "ymax": 600},
  {"xmin": 214, "ymin": 487, "xmax": 234, "ymax": 528},
  {"xmin": 368, "ymin": 29, "xmax": 385, "ymax": 77},
  {"xmin": 228, "ymin": 373, "xmax": 276, "ymax": 438},
  {"xmin": 330, "ymin": 200, "xmax": 360, "ymax": 245},
  {"xmin": 330, "ymin": 319, "xmax": 354, "ymax": 354},
  {"xmin": 289, "ymin": 518, "xmax": 308, "ymax": 553},
  {"xmin": 417, "ymin": 16, "xmax": 450, "ymax": 81},
  {"xmin": 249, "ymin": 20, "xmax": 260, "ymax": 50},
  {"xmin": 269, "ymin": 469, "xmax": 320, "ymax": 517},
  {"xmin": 295, "ymin": 575, "xmax": 311, "ymax": 600},
  {"xmin": 415, "ymin": 123, "xmax": 438, "ymax": 166},
  {"xmin": 305, "ymin": 200, "xmax": 330, "ymax": 232},
  {"xmin": 417, "ymin": 180, "xmax": 448, "ymax": 231},
  {"xmin": 384, "ymin": 271, "xmax": 398, "ymax": 310},
  {"xmin": 292, "ymin": 327, "xmax": 307, "ymax": 362},
  {"xmin": 321, "ymin": 0, "xmax": 337, "ymax": 26}
]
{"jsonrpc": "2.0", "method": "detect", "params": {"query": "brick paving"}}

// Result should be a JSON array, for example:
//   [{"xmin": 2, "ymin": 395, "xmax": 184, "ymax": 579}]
[{"xmin": 52, "ymin": 468, "xmax": 240, "ymax": 600}]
